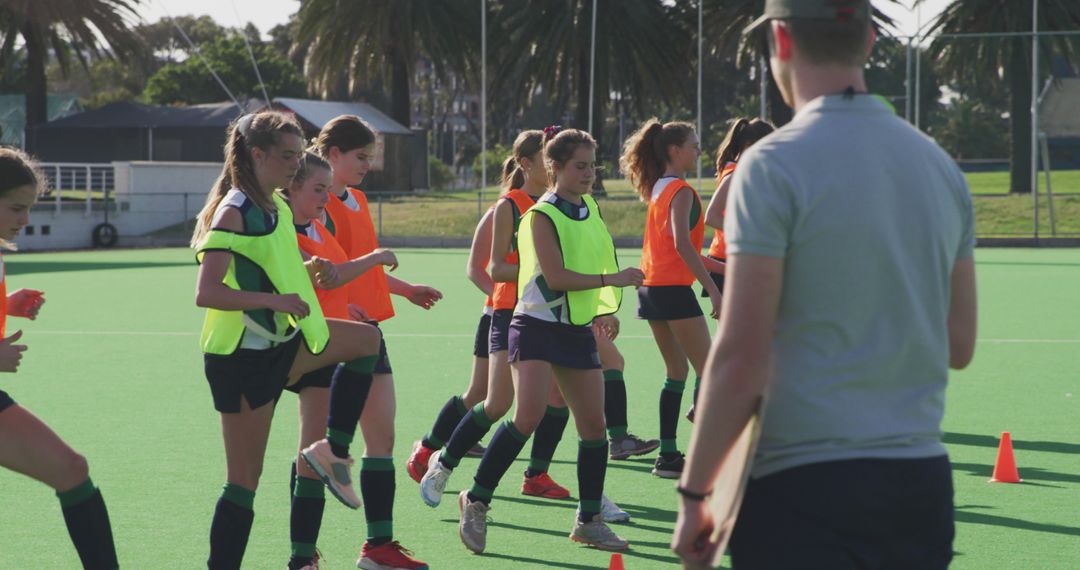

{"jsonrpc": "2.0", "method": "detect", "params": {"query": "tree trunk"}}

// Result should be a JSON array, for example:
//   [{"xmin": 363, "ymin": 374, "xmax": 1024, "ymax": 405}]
[
  {"xmin": 390, "ymin": 54, "xmax": 412, "ymax": 128},
  {"xmin": 23, "ymin": 23, "xmax": 48, "ymax": 151},
  {"xmin": 1006, "ymin": 41, "xmax": 1032, "ymax": 194}
]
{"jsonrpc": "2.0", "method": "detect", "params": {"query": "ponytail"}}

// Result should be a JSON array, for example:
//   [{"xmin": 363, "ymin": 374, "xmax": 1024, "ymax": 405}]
[
  {"xmin": 619, "ymin": 118, "xmax": 694, "ymax": 201},
  {"xmin": 500, "ymin": 129, "xmax": 545, "ymax": 194},
  {"xmin": 714, "ymin": 118, "xmax": 775, "ymax": 174}
]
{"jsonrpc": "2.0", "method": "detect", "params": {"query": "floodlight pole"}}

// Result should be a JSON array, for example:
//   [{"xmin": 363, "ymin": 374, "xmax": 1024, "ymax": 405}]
[
  {"xmin": 1031, "ymin": 0, "xmax": 1040, "ymax": 239},
  {"xmin": 697, "ymin": 0, "xmax": 703, "ymax": 188},
  {"xmin": 481, "ymin": 0, "xmax": 487, "ymax": 204},
  {"xmin": 589, "ymin": 0, "xmax": 597, "ymax": 134}
]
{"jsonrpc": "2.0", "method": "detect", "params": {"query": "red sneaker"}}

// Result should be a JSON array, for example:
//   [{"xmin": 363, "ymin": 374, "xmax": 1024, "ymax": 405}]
[
  {"xmin": 357, "ymin": 541, "xmax": 428, "ymax": 570},
  {"xmin": 406, "ymin": 441, "xmax": 435, "ymax": 484},
  {"xmin": 521, "ymin": 471, "xmax": 571, "ymax": 499}
]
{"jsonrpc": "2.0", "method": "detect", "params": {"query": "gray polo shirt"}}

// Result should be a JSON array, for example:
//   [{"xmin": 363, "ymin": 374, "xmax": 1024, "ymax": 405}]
[{"xmin": 725, "ymin": 94, "xmax": 975, "ymax": 478}]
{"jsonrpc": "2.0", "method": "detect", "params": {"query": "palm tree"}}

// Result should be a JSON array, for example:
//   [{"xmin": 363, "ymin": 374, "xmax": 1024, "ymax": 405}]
[
  {"xmin": 698, "ymin": 0, "xmax": 900, "ymax": 127},
  {"xmin": 0, "ymin": 0, "xmax": 141, "ymax": 144},
  {"xmin": 921, "ymin": 0, "xmax": 1080, "ymax": 193},
  {"xmin": 294, "ymin": 0, "xmax": 479, "ymax": 127},
  {"xmin": 489, "ymin": 0, "xmax": 691, "ymax": 174}
]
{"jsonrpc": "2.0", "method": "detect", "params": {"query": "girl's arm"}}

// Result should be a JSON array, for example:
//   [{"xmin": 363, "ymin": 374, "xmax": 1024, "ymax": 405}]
[
  {"xmin": 387, "ymin": 274, "xmax": 443, "ymax": 310},
  {"xmin": 489, "ymin": 199, "xmax": 519, "ymax": 283},
  {"xmin": 195, "ymin": 207, "xmax": 310, "ymax": 317},
  {"xmin": 319, "ymin": 249, "xmax": 398, "ymax": 290},
  {"xmin": 671, "ymin": 188, "xmax": 721, "ymax": 311},
  {"xmin": 467, "ymin": 208, "xmax": 496, "ymax": 296},
  {"xmin": 704, "ymin": 174, "xmax": 733, "ymax": 230},
  {"xmin": 532, "ymin": 213, "xmax": 643, "ymax": 291}
]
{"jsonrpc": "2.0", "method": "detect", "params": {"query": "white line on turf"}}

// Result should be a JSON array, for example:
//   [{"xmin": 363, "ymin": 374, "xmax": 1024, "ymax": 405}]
[{"xmin": 23, "ymin": 331, "xmax": 1080, "ymax": 344}]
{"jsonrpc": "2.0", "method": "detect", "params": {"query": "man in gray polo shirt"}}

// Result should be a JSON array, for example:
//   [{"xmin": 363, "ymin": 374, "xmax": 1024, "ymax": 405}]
[{"xmin": 672, "ymin": 0, "xmax": 978, "ymax": 568}]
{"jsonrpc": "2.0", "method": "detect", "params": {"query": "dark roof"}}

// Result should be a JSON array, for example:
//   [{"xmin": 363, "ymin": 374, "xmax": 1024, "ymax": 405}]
[
  {"xmin": 35, "ymin": 100, "xmax": 257, "ymax": 129},
  {"xmin": 274, "ymin": 98, "xmax": 412, "ymax": 135}
]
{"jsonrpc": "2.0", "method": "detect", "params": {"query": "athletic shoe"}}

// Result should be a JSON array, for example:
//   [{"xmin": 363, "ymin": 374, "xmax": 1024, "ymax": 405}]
[
  {"xmin": 407, "ymin": 441, "xmax": 435, "ymax": 484},
  {"xmin": 458, "ymin": 490, "xmax": 490, "ymax": 554},
  {"xmin": 652, "ymin": 453, "xmax": 685, "ymax": 479},
  {"xmin": 600, "ymin": 494, "xmax": 631, "ymax": 523},
  {"xmin": 356, "ymin": 540, "xmax": 429, "ymax": 570},
  {"xmin": 465, "ymin": 443, "xmax": 486, "ymax": 458},
  {"xmin": 522, "ymin": 471, "xmax": 571, "ymax": 499},
  {"xmin": 570, "ymin": 514, "xmax": 630, "ymax": 551},
  {"xmin": 686, "ymin": 405, "xmax": 696, "ymax": 423},
  {"xmin": 419, "ymin": 450, "xmax": 452, "ymax": 507},
  {"xmin": 301, "ymin": 439, "xmax": 361, "ymax": 509},
  {"xmin": 609, "ymin": 433, "xmax": 660, "ymax": 460},
  {"xmin": 291, "ymin": 548, "xmax": 321, "ymax": 570}
]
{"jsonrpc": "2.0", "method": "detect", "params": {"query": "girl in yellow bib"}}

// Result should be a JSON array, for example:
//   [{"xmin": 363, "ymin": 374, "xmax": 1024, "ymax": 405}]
[
  {"xmin": 191, "ymin": 111, "xmax": 382, "ymax": 570},
  {"xmin": 619, "ymin": 119, "xmax": 725, "ymax": 479},
  {"xmin": 0, "ymin": 148, "xmax": 118, "ymax": 569},
  {"xmin": 454, "ymin": 129, "xmax": 643, "ymax": 553}
]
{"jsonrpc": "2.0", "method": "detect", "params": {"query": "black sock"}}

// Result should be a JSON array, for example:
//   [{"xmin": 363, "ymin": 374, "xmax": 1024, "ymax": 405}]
[
  {"xmin": 660, "ymin": 378, "xmax": 685, "ymax": 457},
  {"xmin": 360, "ymin": 457, "xmax": 395, "ymax": 547},
  {"xmin": 577, "ymin": 439, "xmax": 609, "ymax": 522},
  {"xmin": 441, "ymin": 403, "xmax": 496, "ymax": 470},
  {"xmin": 603, "ymin": 369, "xmax": 629, "ymax": 438},
  {"xmin": 56, "ymin": 478, "xmax": 118, "ymax": 570},
  {"xmin": 289, "ymin": 476, "xmax": 325, "ymax": 569},
  {"xmin": 468, "ymin": 421, "xmax": 529, "ymax": 505},
  {"xmin": 526, "ymin": 406, "xmax": 569, "ymax": 477},
  {"xmin": 326, "ymin": 360, "xmax": 376, "ymax": 458},
  {"xmin": 422, "ymin": 396, "xmax": 469, "ymax": 450},
  {"xmin": 289, "ymin": 460, "xmax": 297, "ymax": 497},
  {"xmin": 208, "ymin": 483, "xmax": 255, "ymax": 570}
]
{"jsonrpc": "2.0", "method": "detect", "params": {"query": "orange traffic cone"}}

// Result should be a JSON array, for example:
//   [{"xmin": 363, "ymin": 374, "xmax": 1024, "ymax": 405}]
[
  {"xmin": 608, "ymin": 552, "xmax": 625, "ymax": 570},
  {"xmin": 989, "ymin": 431, "xmax": 1022, "ymax": 483}
]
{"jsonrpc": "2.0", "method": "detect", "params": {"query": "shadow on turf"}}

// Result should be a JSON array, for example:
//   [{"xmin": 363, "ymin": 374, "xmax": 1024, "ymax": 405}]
[
  {"xmin": 478, "ymin": 495, "xmax": 678, "ymax": 529},
  {"xmin": 951, "ymin": 461, "xmax": 1080, "ymax": 486},
  {"xmin": 6, "ymin": 260, "xmax": 193, "ymax": 275},
  {"xmin": 956, "ymin": 505, "xmax": 1080, "ymax": 537},
  {"xmin": 944, "ymin": 432, "xmax": 1080, "ymax": 455},
  {"xmin": 976, "ymin": 261, "xmax": 1080, "ymax": 268},
  {"xmin": 549, "ymin": 457, "xmax": 655, "ymax": 474}
]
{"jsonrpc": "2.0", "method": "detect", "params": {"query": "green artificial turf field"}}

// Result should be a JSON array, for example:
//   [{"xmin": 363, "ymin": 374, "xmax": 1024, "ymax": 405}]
[{"xmin": 0, "ymin": 247, "xmax": 1077, "ymax": 569}]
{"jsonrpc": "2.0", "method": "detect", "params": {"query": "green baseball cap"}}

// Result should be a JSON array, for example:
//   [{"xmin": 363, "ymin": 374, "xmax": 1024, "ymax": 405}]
[{"xmin": 744, "ymin": 0, "xmax": 871, "ymax": 35}]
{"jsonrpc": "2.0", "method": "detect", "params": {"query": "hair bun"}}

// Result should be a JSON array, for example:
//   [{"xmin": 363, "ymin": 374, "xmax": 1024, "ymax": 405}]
[{"xmin": 543, "ymin": 124, "xmax": 563, "ymax": 143}]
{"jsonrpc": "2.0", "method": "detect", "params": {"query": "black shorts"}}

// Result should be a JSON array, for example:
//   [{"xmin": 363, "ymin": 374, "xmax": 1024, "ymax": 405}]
[
  {"xmin": 637, "ymin": 285, "xmax": 703, "ymax": 321},
  {"xmin": 285, "ymin": 364, "xmax": 335, "ymax": 394},
  {"xmin": 473, "ymin": 313, "xmax": 493, "ymax": 358},
  {"xmin": 730, "ymin": 456, "xmax": 955, "ymax": 569},
  {"xmin": 508, "ymin": 314, "xmax": 600, "ymax": 370},
  {"xmin": 0, "ymin": 389, "xmax": 14, "ymax": 413},
  {"xmin": 204, "ymin": 334, "xmax": 304, "ymax": 413},
  {"xmin": 368, "ymin": 321, "xmax": 393, "ymax": 375},
  {"xmin": 488, "ymin": 309, "xmax": 513, "ymax": 354},
  {"xmin": 700, "ymin": 256, "xmax": 726, "ymax": 298}
]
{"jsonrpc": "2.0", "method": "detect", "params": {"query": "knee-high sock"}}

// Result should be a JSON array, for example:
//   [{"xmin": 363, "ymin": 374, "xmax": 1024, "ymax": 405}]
[
  {"xmin": 208, "ymin": 483, "xmax": 255, "ymax": 570},
  {"xmin": 441, "ymin": 403, "xmax": 496, "ymax": 469},
  {"xmin": 577, "ymin": 439, "xmax": 609, "ymax": 522},
  {"xmin": 288, "ymin": 476, "xmax": 325, "ymax": 569},
  {"xmin": 360, "ymin": 457, "xmax": 396, "ymax": 547},
  {"xmin": 603, "ymin": 370, "xmax": 629, "ymax": 438},
  {"xmin": 326, "ymin": 356, "xmax": 377, "ymax": 458},
  {"xmin": 526, "ymin": 406, "xmax": 569, "ymax": 477},
  {"xmin": 468, "ymin": 421, "xmax": 529, "ymax": 505},
  {"xmin": 57, "ymin": 477, "xmax": 118, "ymax": 570},
  {"xmin": 422, "ymin": 396, "xmax": 469, "ymax": 450},
  {"xmin": 659, "ymin": 378, "xmax": 686, "ymax": 456}
]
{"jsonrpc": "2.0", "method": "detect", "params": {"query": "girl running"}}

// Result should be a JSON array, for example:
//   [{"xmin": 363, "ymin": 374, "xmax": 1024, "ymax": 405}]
[
  {"xmin": 404, "ymin": 204, "xmax": 497, "ymax": 484},
  {"xmin": 419, "ymin": 130, "xmax": 577, "ymax": 505},
  {"xmin": 307, "ymin": 114, "xmax": 439, "ymax": 570},
  {"xmin": 192, "ymin": 111, "xmax": 383, "ymax": 570},
  {"xmin": 453, "ymin": 128, "xmax": 643, "ymax": 553},
  {"xmin": 282, "ymin": 151, "xmax": 399, "ymax": 570},
  {"xmin": 619, "ymin": 119, "xmax": 724, "ymax": 479},
  {"xmin": 0, "ymin": 148, "xmax": 118, "ymax": 570}
]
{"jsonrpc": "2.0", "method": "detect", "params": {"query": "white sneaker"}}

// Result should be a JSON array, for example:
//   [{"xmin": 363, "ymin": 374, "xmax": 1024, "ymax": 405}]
[
  {"xmin": 570, "ymin": 514, "xmax": 629, "ymax": 551},
  {"xmin": 419, "ymin": 450, "xmax": 453, "ymax": 507},
  {"xmin": 600, "ymin": 493, "xmax": 630, "ymax": 523},
  {"xmin": 458, "ymin": 490, "xmax": 490, "ymax": 554}
]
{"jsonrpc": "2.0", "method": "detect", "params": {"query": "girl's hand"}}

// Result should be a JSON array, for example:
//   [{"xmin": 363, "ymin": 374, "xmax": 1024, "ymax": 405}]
[
  {"xmin": 606, "ymin": 268, "xmax": 645, "ymax": 288},
  {"xmin": 310, "ymin": 257, "xmax": 339, "ymax": 289},
  {"xmin": 267, "ymin": 294, "xmax": 310, "ymax": 319},
  {"xmin": 347, "ymin": 303, "xmax": 370, "ymax": 322},
  {"xmin": 406, "ymin": 285, "xmax": 443, "ymax": 310},
  {"xmin": 592, "ymin": 315, "xmax": 620, "ymax": 340},
  {"xmin": 707, "ymin": 288, "xmax": 722, "ymax": 320},
  {"xmin": 0, "ymin": 330, "xmax": 27, "ymax": 373},
  {"xmin": 376, "ymin": 248, "xmax": 399, "ymax": 272},
  {"xmin": 7, "ymin": 289, "xmax": 45, "ymax": 320}
]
